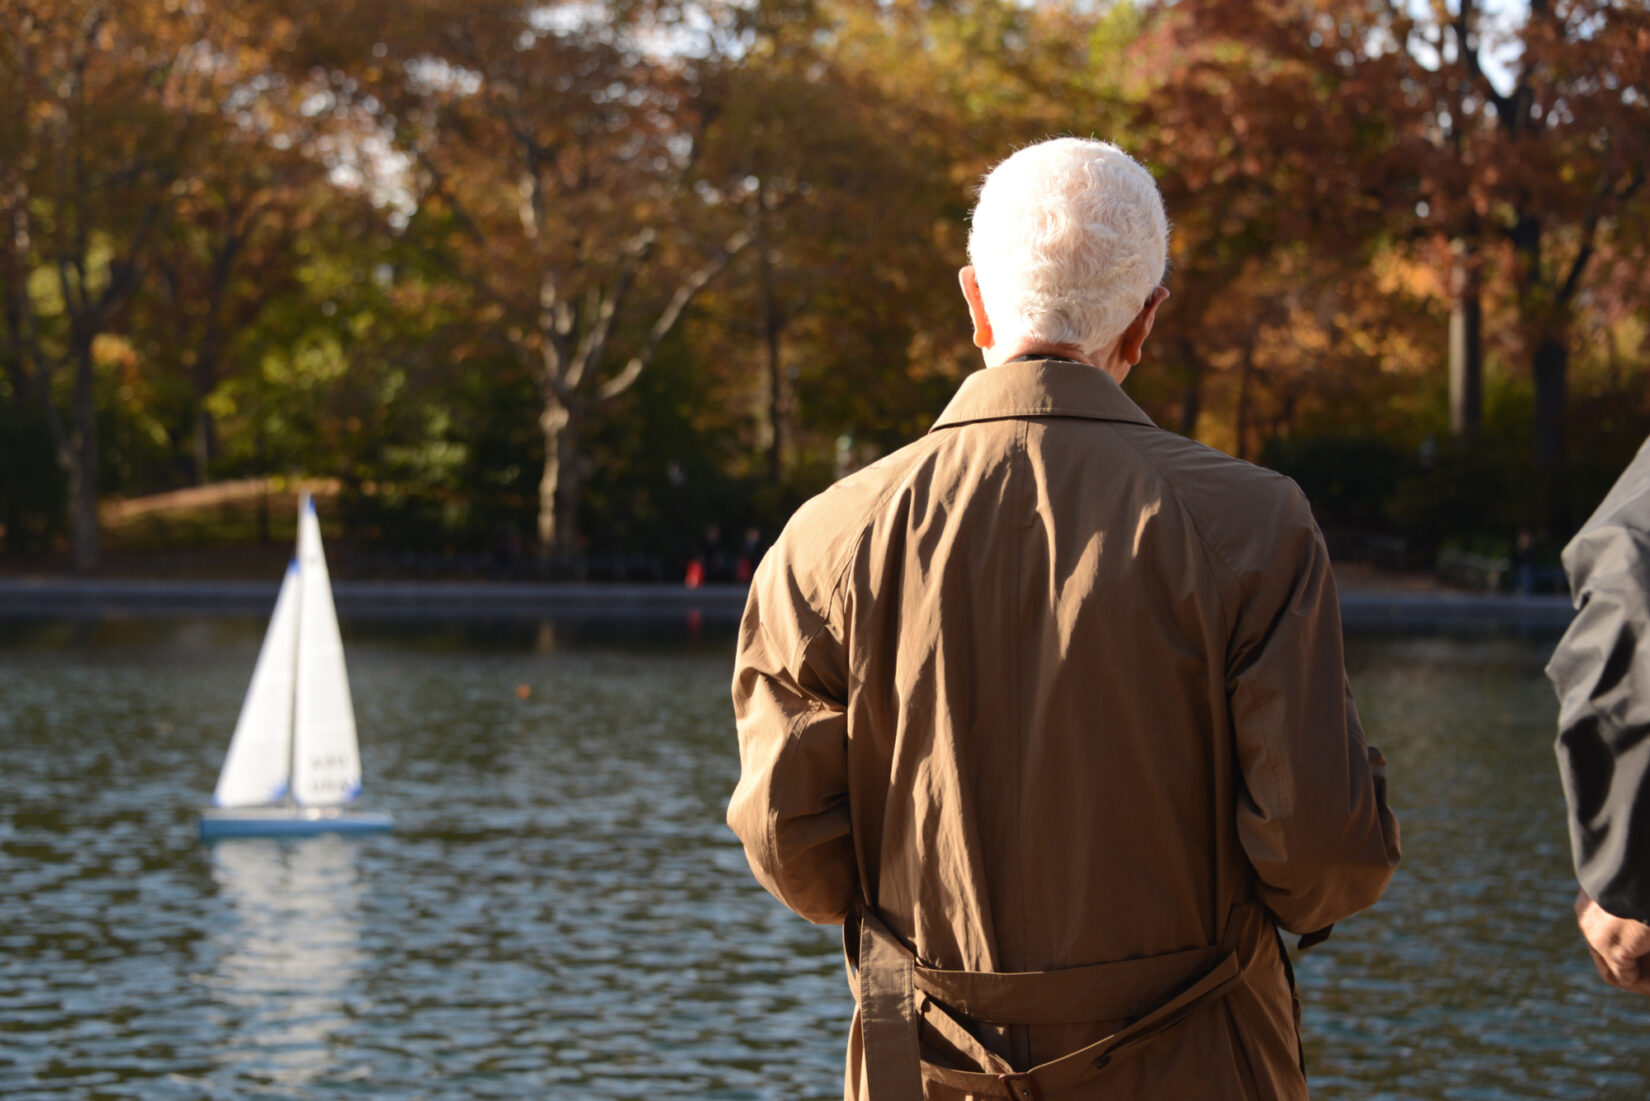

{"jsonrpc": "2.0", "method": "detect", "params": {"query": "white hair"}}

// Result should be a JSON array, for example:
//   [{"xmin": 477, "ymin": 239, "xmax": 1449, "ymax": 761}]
[{"xmin": 967, "ymin": 138, "xmax": 1169, "ymax": 357}]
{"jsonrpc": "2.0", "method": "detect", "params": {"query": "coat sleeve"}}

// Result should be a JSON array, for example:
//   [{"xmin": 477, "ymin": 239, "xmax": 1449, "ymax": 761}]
[
  {"xmin": 1547, "ymin": 534, "xmax": 1650, "ymax": 923},
  {"xmin": 727, "ymin": 542, "xmax": 858, "ymax": 925},
  {"xmin": 1226, "ymin": 493, "xmax": 1401, "ymax": 937}
]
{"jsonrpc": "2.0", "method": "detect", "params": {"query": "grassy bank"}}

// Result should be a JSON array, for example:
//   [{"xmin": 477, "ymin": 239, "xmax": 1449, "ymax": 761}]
[{"xmin": 3, "ymin": 478, "xmax": 338, "ymax": 580}]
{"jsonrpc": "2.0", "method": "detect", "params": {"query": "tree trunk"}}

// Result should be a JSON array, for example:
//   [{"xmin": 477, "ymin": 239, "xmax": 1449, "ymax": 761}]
[
  {"xmin": 753, "ymin": 176, "xmax": 785, "ymax": 485},
  {"xmin": 1448, "ymin": 240, "xmax": 1483, "ymax": 441},
  {"xmin": 1234, "ymin": 339, "xmax": 1256, "ymax": 462},
  {"xmin": 191, "ymin": 343, "xmax": 220, "ymax": 484},
  {"xmin": 536, "ymin": 394, "xmax": 582, "ymax": 565},
  {"xmin": 69, "ymin": 326, "xmax": 100, "ymax": 573},
  {"xmin": 1178, "ymin": 375, "xmax": 1202, "ymax": 438},
  {"xmin": 1175, "ymin": 336, "xmax": 1203, "ymax": 437},
  {"xmin": 1532, "ymin": 328, "xmax": 1567, "ymax": 474},
  {"xmin": 192, "ymin": 410, "xmax": 217, "ymax": 485},
  {"xmin": 554, "ymin": 407, "xmax": 580, "ymax": 565},
  {"xmin": 254, "ymin": 379, "xmax": 270, "ymax": 546},
  {"xmin": 762, "ymin": 246, "xmax": 784, "ymax": 484}
]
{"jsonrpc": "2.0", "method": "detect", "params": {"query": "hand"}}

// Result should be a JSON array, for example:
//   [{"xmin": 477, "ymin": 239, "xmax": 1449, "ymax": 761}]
[{"xmin": 1574, "ymin": 890, "xmax": 1650, "ymax": 995}]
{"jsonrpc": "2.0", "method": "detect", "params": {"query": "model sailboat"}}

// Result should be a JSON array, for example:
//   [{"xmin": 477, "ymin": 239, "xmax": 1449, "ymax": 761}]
[{"xmin": 199, "ymin": 494, "xmax": 393, "ymax": 841}]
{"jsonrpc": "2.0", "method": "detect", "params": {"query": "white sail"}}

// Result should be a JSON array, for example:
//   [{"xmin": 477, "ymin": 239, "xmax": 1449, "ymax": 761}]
[
  {"xmin": 214, "ymin": 559, "xmax": 301, "ymax": 807},
  {"xmin": 291, "ymin": 496, "xmax": 363, "ymax": 806}
]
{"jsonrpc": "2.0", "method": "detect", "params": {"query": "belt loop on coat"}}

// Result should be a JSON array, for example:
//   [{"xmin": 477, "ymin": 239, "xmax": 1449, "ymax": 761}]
[
  {"xmin": 998, "ymin": 1071, "xmax": 1043, "ymax": 1101},
  {"xmin": 857, "ymin": 902, "xmax": 925, "ymax": 1100}
]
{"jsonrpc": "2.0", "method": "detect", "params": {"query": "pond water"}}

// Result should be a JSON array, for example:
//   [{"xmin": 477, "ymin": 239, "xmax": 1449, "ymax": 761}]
[{"xmin": 0, "ymin": 617, "xmax": 1647, "ymax": 1100}]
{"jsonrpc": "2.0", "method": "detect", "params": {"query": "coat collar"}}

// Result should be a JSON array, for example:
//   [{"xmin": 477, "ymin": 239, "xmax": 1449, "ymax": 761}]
[{"xmin": 929, "ymin": 359, "xmax": 1157, "ymax": 433}]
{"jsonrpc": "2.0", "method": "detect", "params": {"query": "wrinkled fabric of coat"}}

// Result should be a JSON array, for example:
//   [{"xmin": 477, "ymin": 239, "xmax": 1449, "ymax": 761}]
[
  {"xmin": 729, "ymin": 360, "xmax": 1402, "ymax": 1100},
  {"xmin": 1549, "ymin": 435, "xmax": 1650, "ymax": 922}
]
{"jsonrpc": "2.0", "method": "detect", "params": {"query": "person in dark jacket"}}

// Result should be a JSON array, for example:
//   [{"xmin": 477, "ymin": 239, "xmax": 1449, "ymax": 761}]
[{"xmin": 1548, "ymin": 437, "xmax": 1650, "ymax": 995}]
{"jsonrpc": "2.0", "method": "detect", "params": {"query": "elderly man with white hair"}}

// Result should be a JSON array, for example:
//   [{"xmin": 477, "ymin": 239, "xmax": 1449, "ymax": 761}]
[{"xmin": 728, "ymin": 137, "xmax": 1401, "ymax": 1100}]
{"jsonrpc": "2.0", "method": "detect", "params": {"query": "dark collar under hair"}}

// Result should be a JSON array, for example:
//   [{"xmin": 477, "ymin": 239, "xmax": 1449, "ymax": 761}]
[{"xmin": 1007, "ymin": 353, "xmax": 1089, "ymax": 367}]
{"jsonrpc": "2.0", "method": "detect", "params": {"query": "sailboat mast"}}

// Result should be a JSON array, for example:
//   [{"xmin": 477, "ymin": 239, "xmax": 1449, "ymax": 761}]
[{"xmin": 286, "ymin": 492, "xmax": 308, "ymax": 806}]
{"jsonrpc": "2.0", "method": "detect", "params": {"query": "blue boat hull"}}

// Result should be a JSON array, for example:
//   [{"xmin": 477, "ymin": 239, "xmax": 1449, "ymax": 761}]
[{"xmin": 199, "ymin": 806, "xmax": 394, "ymax": 841}]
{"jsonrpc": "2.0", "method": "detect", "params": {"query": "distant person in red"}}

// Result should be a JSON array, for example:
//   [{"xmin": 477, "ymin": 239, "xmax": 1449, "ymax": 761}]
[
  {"xmin": 1549, "ymin": 437, "xmax": 1650, "ymax": 995},
  {"xmin": 686, "ymin": 524, "xmax": 725, "ymax": 588}
]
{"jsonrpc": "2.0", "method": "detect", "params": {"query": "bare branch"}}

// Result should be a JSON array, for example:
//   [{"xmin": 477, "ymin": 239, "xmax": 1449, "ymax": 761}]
[
  {"xmin": 539, "ymin": 344, "xmax": 569, "ymax": 404},
  {"xmin": 56, "ymin": 257, "xmax": 83, "ymax": 319},
  {"xmin": 1554, "ymin": 165, "xmax": 1646, "ymax": 306},
  {"xmin": 536, "ymin": 270, "xmax": 576, "ymax": 391},
  {"xmin": 93, "ymin": 188, "xmax": 171, "ymax": 323},
  {"xmin": 565, "ymin": 228, "xmax": 656, "ymax": 392},
  {"xmin": 596, "ymin": 224, "xmax": 754, "ymax": 403},
  {"xmin": 1617, "ymin": 165, "xmax": 1646, "ymax": 205},
  {"xmin": 564, "ymin": 281, "xmax": 615, "ymax": 392},
  {"xmin": 1556, "ymin": 212, "xmax": 1601, "ymax": 306},
  {"xmin": 1454, "ymin": 0, "xmax": 1514, "ymax": 120}
]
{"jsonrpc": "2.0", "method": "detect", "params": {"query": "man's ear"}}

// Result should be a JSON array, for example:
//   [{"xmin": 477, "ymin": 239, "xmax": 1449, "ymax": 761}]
[
  {"xmin": 959, "ymin": 266, "xmax": 993, "ymax": 351},
  {"xmin": 1120, "ymin": 286, "xmax": 1170, "ymax": 367}
]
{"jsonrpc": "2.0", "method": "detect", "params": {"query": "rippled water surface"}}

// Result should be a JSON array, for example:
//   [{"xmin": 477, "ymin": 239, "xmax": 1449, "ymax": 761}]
[{"xmin": 2, "ymin": 619, "xmax": 1648, "ymax": 1099}]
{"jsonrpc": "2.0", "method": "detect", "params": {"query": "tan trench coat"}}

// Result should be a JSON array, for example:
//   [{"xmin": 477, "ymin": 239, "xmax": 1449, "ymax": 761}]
[{"xmin": 728, "ymin": 359, "xmax": 1401, "ymax": 1100}]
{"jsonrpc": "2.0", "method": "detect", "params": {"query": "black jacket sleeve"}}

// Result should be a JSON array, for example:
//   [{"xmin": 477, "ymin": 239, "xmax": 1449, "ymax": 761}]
[{"xmin": 1549, "ymin": 439, "xmax": 1650, "ymax": 922}]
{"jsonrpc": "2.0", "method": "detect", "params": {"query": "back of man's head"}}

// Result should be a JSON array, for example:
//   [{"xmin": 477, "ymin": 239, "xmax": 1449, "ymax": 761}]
[{"xmin": 968, "ymin": 138, "xmax": 1169, "ymax": 360}]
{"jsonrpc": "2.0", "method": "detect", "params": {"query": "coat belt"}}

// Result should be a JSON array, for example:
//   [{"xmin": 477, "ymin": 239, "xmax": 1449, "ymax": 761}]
[{"xmin": 846, "ymin": 903, "xmax": 1257, "ymax": 1100}]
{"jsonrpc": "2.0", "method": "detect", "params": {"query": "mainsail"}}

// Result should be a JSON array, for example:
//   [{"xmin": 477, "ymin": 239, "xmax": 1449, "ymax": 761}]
[
  {"xmin": 214, "ymin": 561, "xmax": 300, "ymax": 807},
  {"xmin": 291, "ymin": 497, "xmax": 363, "ymax": 806}
]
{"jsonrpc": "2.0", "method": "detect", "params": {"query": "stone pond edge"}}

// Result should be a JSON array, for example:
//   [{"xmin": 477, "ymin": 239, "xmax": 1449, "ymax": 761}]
[{"xmin": 0, "ymin": 578, "xmax": 1578, "ymax": 634}]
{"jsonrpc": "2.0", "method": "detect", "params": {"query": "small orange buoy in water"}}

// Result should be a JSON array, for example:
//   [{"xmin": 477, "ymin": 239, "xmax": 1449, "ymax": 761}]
[{"xmin": 515, "ymin": 684, "xmax": 532, "ymax": 699}]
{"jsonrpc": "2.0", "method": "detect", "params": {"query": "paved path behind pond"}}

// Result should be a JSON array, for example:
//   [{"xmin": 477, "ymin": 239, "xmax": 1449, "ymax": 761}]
[{"xmin": 0, "ymin": 576, "xmax": 1576, "ymax": 633}]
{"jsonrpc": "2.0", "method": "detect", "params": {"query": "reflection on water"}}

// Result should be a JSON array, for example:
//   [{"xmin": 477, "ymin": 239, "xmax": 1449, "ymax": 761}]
[
  {"xmin": 1, "ymin": 620, "xmax": 1649, "ymax": 1099},
  {"xmin": 207, "ymin": 838, "xmax": 365, "ymax": 1087},
  {"xmin": 1308, "ymin": 636, "xmax": 1650, "ymax": 1100},
  {"xmin": 0, "ymin": 615, "xmax": 840, "ymax": 1100}
]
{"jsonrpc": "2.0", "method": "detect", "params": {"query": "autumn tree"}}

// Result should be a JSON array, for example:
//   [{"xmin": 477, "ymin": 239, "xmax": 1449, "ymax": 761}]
[
  {"xmin": 0, "ymin": 0, "xmax": 337, "ymax": 569},
  {"xmin": 1151, "ymin": 0, "xmax": 1650, "ymax": 481},
  {"xmin": 140, "ymin": 104, "xmax": 349, "ymax": 485},
  {"xmin": 690, "ymin": 0, "xmax": 966, "ymax": 485},
  {"xmin": 304, "ymin": 1, "xmax": 753, "ymax": 563},
  {"xmin": 1129, "ymin": 2, "xmax": 1404, "ymax": 437},
  {"xmin": 2, "ymin": 1, "xmax": 175, "ymax": 570},
  {"xmin": 687, "ymin": 0, "xmax": 1156, "ymax": 490}
]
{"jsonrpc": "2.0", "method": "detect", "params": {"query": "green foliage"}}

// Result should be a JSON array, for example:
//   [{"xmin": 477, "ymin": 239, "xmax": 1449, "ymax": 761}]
[
  {"xmin": 1269, "ymin": 377, "xmax": 1650, "ymax": 565},
  {"xmin": 1384, "ymin": 438, "xmax": 1532, "ymax": 557},
  {"xmin": 1261, "ymin": 434, "xmax": 1416, "ymax": 534},
  {"xmin": 583, "ymin": 334, "xmax": 821, "ymax": 575}
]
